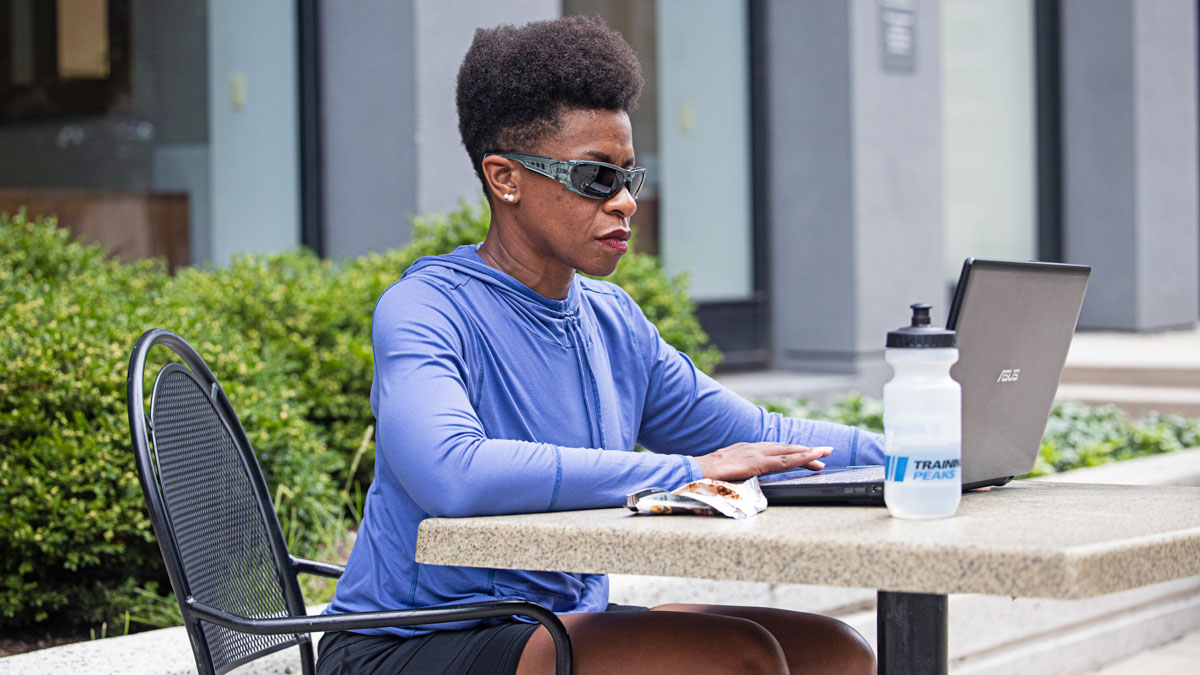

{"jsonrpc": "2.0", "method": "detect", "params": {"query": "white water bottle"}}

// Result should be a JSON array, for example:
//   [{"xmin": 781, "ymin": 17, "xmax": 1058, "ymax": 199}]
[{"xmin": 883, "ymin": 303, "xmax": 961, "ymax": 520}]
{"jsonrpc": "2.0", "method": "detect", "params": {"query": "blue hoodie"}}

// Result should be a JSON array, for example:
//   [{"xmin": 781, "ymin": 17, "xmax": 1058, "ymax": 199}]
[{"xmin": 324, "ymin": 244, "xmax": 884, "ymax": 635}]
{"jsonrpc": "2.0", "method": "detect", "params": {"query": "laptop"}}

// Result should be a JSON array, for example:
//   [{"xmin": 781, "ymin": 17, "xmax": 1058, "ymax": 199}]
[{"xmin": 759, "ymin": 258, "xmax": 1091, "ymax": 505}]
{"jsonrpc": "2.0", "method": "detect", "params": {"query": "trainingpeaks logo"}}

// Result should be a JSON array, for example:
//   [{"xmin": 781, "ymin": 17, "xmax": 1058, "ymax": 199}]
[
  {"xmin": 886, "ymin": 455, "xmax": 909, "ymax": 481},
  {"xmin": 887, "ymin": 457, "xmax": 960, "ymax": 481}
]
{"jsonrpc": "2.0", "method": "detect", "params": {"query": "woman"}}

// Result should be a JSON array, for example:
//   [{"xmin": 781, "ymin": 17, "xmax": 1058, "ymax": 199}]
[{"xmin": 318, "ymin": 16, "xmax": 883, "ymax": 674}]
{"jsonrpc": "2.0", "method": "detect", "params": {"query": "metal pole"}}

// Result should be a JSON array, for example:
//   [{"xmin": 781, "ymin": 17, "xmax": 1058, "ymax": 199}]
[{"xmin": 877, "ymin": 591, "xmax": 948, "ymax": 675}]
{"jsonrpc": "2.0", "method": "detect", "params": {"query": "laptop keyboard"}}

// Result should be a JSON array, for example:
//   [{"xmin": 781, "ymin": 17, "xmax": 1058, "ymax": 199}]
[{"xmin": 765, "ymin": 465, "xmax": 885, "ymax": 485}]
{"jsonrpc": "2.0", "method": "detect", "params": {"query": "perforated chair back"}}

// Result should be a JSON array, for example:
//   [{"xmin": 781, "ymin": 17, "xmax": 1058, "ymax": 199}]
[
  {"xmin": 128, "ymin": 330, "xmax": 313, "ymax": 674},
  {"xmin": 129, "ymin": 329, "xmax": 574, "ymax": 674}
]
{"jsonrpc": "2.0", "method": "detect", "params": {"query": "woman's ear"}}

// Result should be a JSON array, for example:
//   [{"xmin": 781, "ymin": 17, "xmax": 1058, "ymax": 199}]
[{"xmin": 481, "ymin": 155, "xmax": 519, "ymax": 204}]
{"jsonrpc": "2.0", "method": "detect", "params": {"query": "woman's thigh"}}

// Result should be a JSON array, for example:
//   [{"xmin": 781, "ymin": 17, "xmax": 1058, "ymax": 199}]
[
  {"xmin": 518, "ymin": 603, "xmax": 875, "ymax": 675},
  {"xmin": 516, "ymin": 608, "xmax": 790, "ymax": 675},
  {"xmin": 653, "ymin": 603, "xmax": 876, "ymax": 675}
]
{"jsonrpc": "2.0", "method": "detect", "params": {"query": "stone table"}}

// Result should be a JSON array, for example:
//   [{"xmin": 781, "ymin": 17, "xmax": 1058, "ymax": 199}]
[{"xmin": 416, "ymin": 481, "xmax": 1200, "ymax": 675}]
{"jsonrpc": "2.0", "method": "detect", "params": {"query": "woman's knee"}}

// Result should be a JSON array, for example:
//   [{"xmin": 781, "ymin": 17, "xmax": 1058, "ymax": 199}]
[
  {"xmin": 810, "ymin": 615, "xmax": 876, "ymax": 674},
  {"xmin": 633, "ymin": 609, "xmax": 788, "ymax": 673},
  {"xmin": 654, "ymin": 604, "xmax": 875, "ymax": 674},
  {"xmin": 710, "ymin": 617, "xmax": 789, "ymax": 674}
]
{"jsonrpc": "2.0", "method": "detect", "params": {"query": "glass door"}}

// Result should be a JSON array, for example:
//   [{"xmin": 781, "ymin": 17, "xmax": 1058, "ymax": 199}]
[{"xmin": 563, "ymin": 0, "xmax": 764, "ymax": 366}]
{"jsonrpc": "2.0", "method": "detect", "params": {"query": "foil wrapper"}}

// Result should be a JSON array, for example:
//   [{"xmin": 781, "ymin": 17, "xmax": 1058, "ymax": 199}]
[{"xmin": 626, "ymin": 477, "xmax": 767, "ymax": 519}]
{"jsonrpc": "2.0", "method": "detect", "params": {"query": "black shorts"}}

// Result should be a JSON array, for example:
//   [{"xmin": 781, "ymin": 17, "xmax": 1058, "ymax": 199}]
[{"xmin": 315, "ymin": 603, "xmax": 648, "ymax": 675}]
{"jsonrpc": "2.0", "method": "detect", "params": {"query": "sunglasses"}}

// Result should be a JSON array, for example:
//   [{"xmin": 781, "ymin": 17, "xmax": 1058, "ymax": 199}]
[{"xmin": 488, "ymin": 152, "xmax": 647, "ymax": 201}]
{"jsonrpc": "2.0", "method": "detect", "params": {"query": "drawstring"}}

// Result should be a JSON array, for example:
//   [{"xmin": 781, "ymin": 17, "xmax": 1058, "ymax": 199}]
[{"xmin": 563, "ymin": 310, "xmax": 605, "ymax": 449}]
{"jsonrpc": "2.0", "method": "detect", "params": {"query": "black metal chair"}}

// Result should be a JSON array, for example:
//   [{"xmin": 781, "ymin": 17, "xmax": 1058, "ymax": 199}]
[{"xmin": 126, "ymin": 329, "xmax": 572, "ymax": 675}]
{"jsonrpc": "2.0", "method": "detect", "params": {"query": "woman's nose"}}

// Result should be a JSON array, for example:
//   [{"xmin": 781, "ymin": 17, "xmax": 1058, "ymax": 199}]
[{"xmin": 603, "ymin": 185, "xmax": 638, "ymax": 219}]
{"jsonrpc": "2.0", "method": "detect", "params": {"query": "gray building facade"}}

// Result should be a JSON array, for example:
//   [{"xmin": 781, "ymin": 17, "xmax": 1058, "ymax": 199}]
[{"xmin": 1, "ymin": 0, "xmax": 1197, "ymax": 382}]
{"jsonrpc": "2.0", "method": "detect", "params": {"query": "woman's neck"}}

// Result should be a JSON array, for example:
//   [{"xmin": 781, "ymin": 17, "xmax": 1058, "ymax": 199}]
[{"xmin": 476, "ymin": 227, "xmax": 574, "ymax": 300}]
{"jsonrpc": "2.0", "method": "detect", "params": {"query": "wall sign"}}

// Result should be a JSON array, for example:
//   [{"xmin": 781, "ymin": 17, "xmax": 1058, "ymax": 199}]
[{"xmin": 879, "ymin": 0, "xmax": 917, "ymax": 73}]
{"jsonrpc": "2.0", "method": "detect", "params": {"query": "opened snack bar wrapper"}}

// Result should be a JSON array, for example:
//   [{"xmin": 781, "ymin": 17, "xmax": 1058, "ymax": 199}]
[{"xmin": 626, "ymin": 477, "xmax": 767, "ymax": 519}]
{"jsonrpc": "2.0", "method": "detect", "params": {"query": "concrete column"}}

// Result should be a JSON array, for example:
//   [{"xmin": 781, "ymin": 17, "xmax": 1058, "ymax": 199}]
[
  {"xmin": 319, "ymin": 0, "xmax": 418, "ymax": 259},
  {"xmin": 764, "ymin": 0, "xmax": 944, "ymax": 390},
  {"xmin": 1061, "ymin": 0, "xmax": 1199, "ymax": 330}
]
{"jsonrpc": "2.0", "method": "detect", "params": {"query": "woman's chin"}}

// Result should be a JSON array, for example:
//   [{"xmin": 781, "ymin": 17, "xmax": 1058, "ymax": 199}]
[{"xmin": 579, "ymin": 256, "xmax": 623, "ymax": 278}]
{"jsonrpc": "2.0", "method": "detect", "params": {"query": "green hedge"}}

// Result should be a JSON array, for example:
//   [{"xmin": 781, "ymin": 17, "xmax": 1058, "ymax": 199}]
[
  {"xmin": 1030, "ymin": 400, "xmax": 1200, "ymax": 476},
  {"xmin": 0, "ymin": 200, "xmax": 720, "ymax": 631}
]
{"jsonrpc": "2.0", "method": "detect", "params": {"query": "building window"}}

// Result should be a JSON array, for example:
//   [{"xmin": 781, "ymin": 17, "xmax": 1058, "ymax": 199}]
[{"xmin": 0, "ymin": 0, "xmax": 131, "ymax": 121}]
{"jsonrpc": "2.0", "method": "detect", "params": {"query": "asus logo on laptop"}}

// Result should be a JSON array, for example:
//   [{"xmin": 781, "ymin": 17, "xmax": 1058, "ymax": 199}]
[{"xmin": 997, "ymin": 368, "xmax": 1020, "ymax": 383}]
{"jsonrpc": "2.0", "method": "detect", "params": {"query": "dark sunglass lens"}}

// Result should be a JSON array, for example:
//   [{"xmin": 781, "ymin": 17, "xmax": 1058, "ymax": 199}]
[
  {"xmin": 570, "ymin": 163, "xmax": 621, "ymax": 198},
  {"xmin": 627, "ymin": 171, "xmax": 645, "ymax": 199}
]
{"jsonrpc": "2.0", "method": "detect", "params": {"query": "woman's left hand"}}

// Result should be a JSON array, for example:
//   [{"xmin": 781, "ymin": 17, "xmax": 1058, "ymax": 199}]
[{"xmin": 694, "ymin": 443, "xmax": 832, "ymax": 481}]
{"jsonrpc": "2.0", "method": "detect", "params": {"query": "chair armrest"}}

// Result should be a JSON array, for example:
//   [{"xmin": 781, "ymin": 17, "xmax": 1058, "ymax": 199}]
[
  {"xmin": 290, "ymin": 556, "xmax": 345, "ymax": 579},
  {"xmin": 186, "ymin": 597, "xmax": 572, "ymax": 675}
]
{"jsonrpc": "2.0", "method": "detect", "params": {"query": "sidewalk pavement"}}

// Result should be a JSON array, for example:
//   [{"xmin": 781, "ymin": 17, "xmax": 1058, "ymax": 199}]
[
  {"xmin": 1088, "ymin": 629, "xmax": 1200, "ymax": 674},
  {"xmin": 1066, "ymin": 324, "xmax": 1200, "ymax": 370},
  {"xmin": 1056, "ymin": 324, "xmax": 1200, "ymax": 417}
]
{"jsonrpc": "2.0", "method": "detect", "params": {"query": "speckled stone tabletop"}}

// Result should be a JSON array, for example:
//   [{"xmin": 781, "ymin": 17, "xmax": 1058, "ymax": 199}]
[{"xmin": 416, "ymin": 481, "xmax": 1200, "ymax": 599}]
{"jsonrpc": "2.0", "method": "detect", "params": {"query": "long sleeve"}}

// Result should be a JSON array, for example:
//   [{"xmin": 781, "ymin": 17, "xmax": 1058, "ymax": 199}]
[
  {"xmin": 623, "ymin": 293, "xmax": 885, "ymax": 467},
  {"xmin": 330, "ymin": 253, "xmax": 884, "ymax": 633},
  {"xmin": 370, "ymin": 280, "xmax": 699, "ymax": 518}
]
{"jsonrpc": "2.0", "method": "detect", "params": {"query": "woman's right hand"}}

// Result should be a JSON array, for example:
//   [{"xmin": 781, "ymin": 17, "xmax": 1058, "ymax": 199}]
[{"xmin": 694, "ymin": 443, "xmax": 832, "ymax": 481}]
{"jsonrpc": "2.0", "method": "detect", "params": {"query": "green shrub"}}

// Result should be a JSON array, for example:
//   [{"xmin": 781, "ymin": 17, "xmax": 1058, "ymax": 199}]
[
  {"xmin": 2, "ymin": 211, "xmax": 167, "ymax": 627},
  {"xmin": 1029, "ymin": 400, "xmax": 1200, "ymax": 477},
  {"xmin": 761, "ymin": 392, "xmax": 884, "ymax": 433},
  {"xmin": 0, "ymin": 198, "xmax": 721, "ymax": 632}
]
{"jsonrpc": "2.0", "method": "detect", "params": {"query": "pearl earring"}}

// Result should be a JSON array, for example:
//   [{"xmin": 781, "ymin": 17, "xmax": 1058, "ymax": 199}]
[{"xmin": 503, "ymin": 193, "xmax": 515, "ymax": 202}]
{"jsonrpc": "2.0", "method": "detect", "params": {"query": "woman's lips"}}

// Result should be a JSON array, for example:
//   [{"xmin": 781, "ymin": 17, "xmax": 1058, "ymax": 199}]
[{"xmin": 598, "ymin": 237, "xmax": 628, "ymax": 253}]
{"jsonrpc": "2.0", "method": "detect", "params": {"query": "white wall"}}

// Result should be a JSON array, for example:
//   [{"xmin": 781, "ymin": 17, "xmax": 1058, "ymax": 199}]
[
  {"xmin": 941, "ymin": 0, "xmax": 1037, "ymax": 281},
  {"xmin": 207, "ymin": 0, "xmax": 300, "ymax": 264}
]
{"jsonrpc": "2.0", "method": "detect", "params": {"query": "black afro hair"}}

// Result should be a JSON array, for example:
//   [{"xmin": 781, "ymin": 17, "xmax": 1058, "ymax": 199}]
[{"xmin": 456, "ymin": 15, "xmax": 644, "ymax": 195}]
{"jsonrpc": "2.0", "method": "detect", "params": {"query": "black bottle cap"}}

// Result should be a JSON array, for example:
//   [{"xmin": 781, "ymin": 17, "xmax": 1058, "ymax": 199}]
[{"xmin": 886, "ymin": 303, "xmax": 956, "ymax": 348}]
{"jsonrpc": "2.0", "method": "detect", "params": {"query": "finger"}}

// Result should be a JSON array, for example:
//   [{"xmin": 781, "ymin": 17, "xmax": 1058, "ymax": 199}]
[
  {"xmin": 790, "ymin": 446, "xmax": 832, "ymax": 460},
  {"xmin": 774, "ymin": 448, "xmax": 830, "ymax": 470},
  {"xmin": 763, "ymin": 444, "xmax": 833, "ymax": 457},
  {"xmin": 770, "ymin": 449, "xmax": 831, "ymax": 472}
]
